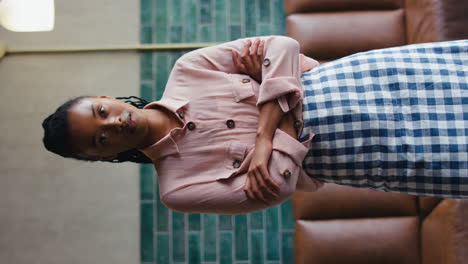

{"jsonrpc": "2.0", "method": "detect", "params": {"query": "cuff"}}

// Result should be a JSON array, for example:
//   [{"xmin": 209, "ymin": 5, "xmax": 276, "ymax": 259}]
[
  {"xmin": 271, "ymin": 129, "xmax": 309, "ymax": 166},
  {"xmin": 257, "ymin": 77, "xmax": 302, "ymax": 113}
]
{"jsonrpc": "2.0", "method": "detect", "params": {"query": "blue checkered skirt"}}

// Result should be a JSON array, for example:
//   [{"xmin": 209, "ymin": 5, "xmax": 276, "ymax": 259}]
[{"xmin": 300, "ymin": 40, "xmax": 468, "ymax": 198}]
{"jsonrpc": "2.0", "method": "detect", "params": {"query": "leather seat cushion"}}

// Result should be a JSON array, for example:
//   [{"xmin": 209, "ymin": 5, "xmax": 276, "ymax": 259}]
[
  {"xmin": 295, "ymin": 217, "xmax": 420, "ymax": 264},
  {"xmin": 292, "ymin": 184, "xmax": 419, "ymax": 220}
]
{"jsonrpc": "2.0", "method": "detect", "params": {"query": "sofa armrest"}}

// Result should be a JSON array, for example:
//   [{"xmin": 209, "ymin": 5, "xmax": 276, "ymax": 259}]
[{"xmin": 421, "ymin": 199, "xmax": 468, "ymax": 264}]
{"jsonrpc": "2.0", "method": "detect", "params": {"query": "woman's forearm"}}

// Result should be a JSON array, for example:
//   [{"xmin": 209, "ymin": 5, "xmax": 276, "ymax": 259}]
[
  {"xmin": 256, "ymin": 100, "xmax": 284, "ymax": 141},
  {"xmin": 248, "ymin": 98, "xmax": 297, "ymax": 203},
  {"xmin": 256, "ymin": 98, "xmax": 298, "ymax": 141}
]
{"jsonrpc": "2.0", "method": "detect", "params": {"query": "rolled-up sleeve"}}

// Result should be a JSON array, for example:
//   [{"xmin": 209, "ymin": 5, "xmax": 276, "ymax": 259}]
[
  {"xmin": 256, "ymin": 36, "xmax": 302, "ymax": 112},
  {"xmin": 181, "ymin": 36, "xmax": 304, "ymax": 113}
]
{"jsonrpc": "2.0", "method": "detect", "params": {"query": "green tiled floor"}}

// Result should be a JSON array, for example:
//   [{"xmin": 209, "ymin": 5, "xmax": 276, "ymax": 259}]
[{"xmin": 139, "ymin": 1, "xmax": 293, "ymax": 263}]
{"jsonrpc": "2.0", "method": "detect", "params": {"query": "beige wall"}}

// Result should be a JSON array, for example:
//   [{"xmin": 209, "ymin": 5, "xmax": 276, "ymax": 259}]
[
  {"xmin": 0, "ymin": 1, "xmax": 140, "ymax": 264},
  {"xmin": 0, "ymin": 0, "xmax": 139, "ymax": 49}
]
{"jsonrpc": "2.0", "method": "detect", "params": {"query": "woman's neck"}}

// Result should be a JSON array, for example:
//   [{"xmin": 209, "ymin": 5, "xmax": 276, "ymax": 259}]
[{"xmin": 141, "ymin": 107, "xmax": 182, "ymax": 147}]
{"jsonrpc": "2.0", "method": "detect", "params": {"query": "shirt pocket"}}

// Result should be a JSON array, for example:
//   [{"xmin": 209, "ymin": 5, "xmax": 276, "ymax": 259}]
[{"xmin": 230, "ymin": 74, "xmax": 257, "ymax": 102}]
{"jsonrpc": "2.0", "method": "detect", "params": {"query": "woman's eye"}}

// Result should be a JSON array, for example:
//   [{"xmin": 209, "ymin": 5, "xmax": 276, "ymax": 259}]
[
  {"xmin": 99, "ymin": 134, "xmax": 106, "ymax": 145},
  {"xmin": 99, "ymin": 106, "xmax": 106, "ymax": 116}
]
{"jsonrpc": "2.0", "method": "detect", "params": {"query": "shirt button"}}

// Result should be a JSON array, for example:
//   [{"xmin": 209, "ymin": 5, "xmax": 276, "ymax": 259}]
[
  {"xmin": 282, "ymin": 170, "xmax": 291, "ymax": 178},
  {"xmin": 177, "ymin": 111, "xmax": 184, "ymax": 119},
  {"xmin": 233, "ymin": 160, "xmax": 241, "ymax": 168},
  {"xmin": 263, "ymin": 58, "xmax": 271, "ymax": 67},
  {"xmin": 242, "ymin": 78, "xmax": 250, "ymax": 83},
  {"xmin": 187, "ymin": 122, "xmax": 196, "ymax": 130},
  {"xmin": 294, "ymin": 120, "xmax": 303, "ymax": 130},
  {"xmin": 226, "ymin": 119, "xmax": 235, "ymax": 129}
]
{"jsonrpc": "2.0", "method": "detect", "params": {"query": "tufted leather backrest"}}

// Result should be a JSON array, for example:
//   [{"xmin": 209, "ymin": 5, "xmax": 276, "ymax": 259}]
[
  {"xmin": 285, "ymin": 0, "xmax": 404, "ymax": 13},
  {"xmin": 286, "ymin": 0, "xmax": 468, "ymax": 61},
  {"xmin": 405, "ymin": 0, "xmax": 468, "ymax": 44}
]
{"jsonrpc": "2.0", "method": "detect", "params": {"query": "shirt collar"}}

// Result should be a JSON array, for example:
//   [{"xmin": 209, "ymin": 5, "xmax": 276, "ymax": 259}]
[
  {"xmin": 143, "ymin": 97, "xmax": 189, "ymax": 114},
  {"xmin": 139, "ymin": 98, "xmax": 188, "ymax": 161}
]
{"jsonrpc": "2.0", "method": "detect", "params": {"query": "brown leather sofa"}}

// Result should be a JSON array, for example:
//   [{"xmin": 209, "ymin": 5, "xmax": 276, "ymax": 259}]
[{"xmin": 284, "ymin": 0, "xmax": 468, "ymax": 263}]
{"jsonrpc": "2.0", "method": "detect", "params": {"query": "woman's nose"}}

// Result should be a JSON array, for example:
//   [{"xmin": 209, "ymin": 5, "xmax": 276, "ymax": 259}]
[{"xmin": 103, "ymin": 116, "xmax": 123, "ymax": 131}]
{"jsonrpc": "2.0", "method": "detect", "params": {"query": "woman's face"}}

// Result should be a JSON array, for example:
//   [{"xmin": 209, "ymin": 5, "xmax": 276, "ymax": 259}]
[{"xmin": 67, "ymin": 96, "xmax": 150, "ymax": 160}]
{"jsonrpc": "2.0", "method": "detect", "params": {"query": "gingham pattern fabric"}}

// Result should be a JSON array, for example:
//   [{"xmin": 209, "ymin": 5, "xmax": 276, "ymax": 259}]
[{"xmin": 299, "ymin": 40, "xmax": 468, "ymax": 198}]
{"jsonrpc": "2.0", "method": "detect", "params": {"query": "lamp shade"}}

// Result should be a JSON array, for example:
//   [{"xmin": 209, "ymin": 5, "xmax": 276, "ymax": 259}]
[{"xmin": 0, "ymin": 0, "xmax": 54, "ymax": 32}]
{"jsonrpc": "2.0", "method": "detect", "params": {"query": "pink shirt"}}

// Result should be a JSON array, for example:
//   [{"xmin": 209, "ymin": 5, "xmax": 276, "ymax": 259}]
[{"xmin": 140, "ymin": 36, "xmax": 323, "ymax": 214}]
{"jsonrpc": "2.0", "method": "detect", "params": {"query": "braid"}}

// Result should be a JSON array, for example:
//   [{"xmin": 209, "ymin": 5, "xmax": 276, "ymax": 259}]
[
  {"xmin": 42, "ymin": 95, "xmax": 153, "ymax": 164},
  {"xmin": 104, "ymin": 148, "xmax": 152, "ymax": 164},
  {"xmin": 116, "ymin": 96, "xmax": 150, "ymax": 109}
]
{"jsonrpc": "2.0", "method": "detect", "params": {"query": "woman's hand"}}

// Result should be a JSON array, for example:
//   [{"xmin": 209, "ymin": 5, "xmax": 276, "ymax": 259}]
[
  {"xmin": 232, "ymin": 38, "xmax": 265, "ymax": 83},
  {"xmin": 244, "ymin": 136, "xmax": 280, "ymax": 204}
]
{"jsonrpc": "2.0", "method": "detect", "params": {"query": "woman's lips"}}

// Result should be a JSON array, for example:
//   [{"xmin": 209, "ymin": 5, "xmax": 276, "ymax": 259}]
[{"xmin": 127, "ymin": 113, "xmax": 137, "ymax": 133}]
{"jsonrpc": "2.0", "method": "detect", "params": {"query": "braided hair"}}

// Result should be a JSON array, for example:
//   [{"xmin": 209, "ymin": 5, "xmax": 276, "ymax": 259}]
[{"xmin": 42, "ymin": 96, "xmax": 153, "ymax": 164}]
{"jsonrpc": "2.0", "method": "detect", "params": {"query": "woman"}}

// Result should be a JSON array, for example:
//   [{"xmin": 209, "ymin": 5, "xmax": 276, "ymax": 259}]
[{"xmin": 42, "ymin": 36, "xmax": 468, "ymax": 214}]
